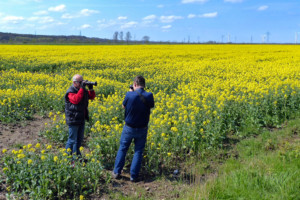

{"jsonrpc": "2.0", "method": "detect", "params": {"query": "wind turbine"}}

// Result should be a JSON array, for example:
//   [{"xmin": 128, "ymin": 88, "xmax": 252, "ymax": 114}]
[
  {"xmin": 266, "ymin": 32, "xmax": 270, "ymax": 43},
  {"xmin": 261, "ymin": 34, "xmax": 266, "ymax": 43}
]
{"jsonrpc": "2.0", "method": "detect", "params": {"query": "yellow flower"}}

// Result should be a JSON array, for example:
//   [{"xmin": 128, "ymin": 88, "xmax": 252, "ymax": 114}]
[
  {"xmin": 17, "ymin": 153, "xmax": 25, "ymax": 159},
  {"xmin": 41, "ymin": 150, "xmax": 46, "ymax": 154},
  {"xmin": 79, "ymin": 146, "xmax": 84, "ymax": 151},
  {"xmin": 27, "ymin": 144, "xmax": 32, "ymax": 148},
  {"xmin": 80, "ymin": 195, "xmax": 85, "ymax": 200},
  {"xmin": 41, "ymin": 155, "xmax": 46, "ymax": 160},
  {"xmin": 54, "ymin": 156, "xmax": 58, "ymax": 162},
  {"xmin": 28, "ymin": 159, "xmax": 33, "ymax": 165},
  {"xmin": 67, "ymin": 148, "xmax": 72, "ymax": 152},
  {"xmin": 171, "ymin": 127, "xmax": 178, "ymax": 132},
  {"xmin": 35, "ymin": 143, "xmax": 41, "ymax": 148},
  {"xmin": 2, "ymin": 149, "xmax": 7, "ymax": 154},
  {"xmin": 46, "ymin": 145, "xmax": 52, "ymax": 150},
  {"xmin": 63, "ymin": 153, "xmax": 68, "ymax": 157},
  {"xmin": 3, "ymin": 167, "xmax": 8, "ymax": 172},
  {"xmin": 167, "ymin": 153, "xmax": 172, "ymax": 157}
]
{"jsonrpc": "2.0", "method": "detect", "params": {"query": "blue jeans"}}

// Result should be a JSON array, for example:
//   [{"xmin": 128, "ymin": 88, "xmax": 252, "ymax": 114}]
[
  {"xmin": 114, "ymin": 125, "xmax": 148, "ymax": 179},
  {"xmin": 66, "ymin": 124, "xmax": 85, "ymax": 156}
]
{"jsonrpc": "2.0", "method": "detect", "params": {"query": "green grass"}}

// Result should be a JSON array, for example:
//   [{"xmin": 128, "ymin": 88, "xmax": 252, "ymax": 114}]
[{"xmin": 185, "ymin": 118, "xmax": 300, "ymax": 200}]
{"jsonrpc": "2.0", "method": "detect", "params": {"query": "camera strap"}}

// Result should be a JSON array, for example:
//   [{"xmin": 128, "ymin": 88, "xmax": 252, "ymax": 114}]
[{"xmin": 135, "ymin": 91, "xmax": 150, "ymax": 108}]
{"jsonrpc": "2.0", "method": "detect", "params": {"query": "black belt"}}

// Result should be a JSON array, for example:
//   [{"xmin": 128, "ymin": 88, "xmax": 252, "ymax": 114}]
[{"xmin": 125, "ymin": 123, "xmax": 147, "ymax": 129}]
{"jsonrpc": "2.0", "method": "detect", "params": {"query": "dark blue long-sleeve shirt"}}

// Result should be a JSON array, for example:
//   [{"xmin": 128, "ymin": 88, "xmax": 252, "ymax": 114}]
[{"xmin": 123, "ymin": 88, "xmax": 154, "ymax": 128}]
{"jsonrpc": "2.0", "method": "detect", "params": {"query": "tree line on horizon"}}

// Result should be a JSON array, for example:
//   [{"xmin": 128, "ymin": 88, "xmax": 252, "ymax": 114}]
[{"xmin": 0, "ymin": 31, "xmax": 152, "ymax": 44}]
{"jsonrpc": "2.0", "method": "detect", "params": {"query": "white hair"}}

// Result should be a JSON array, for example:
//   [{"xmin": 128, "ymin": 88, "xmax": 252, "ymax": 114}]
[{"xmin": 72, "ymin": 74, "xmax": 82, "ymax": 81}]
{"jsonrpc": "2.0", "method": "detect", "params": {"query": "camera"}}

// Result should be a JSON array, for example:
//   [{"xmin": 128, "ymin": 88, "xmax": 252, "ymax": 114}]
[
  {"xmin": 129, "ymin": 85, "xmax": 134, "ymax": 91},
  {"xmin": 85, "ymin": 81, "xmax": 97, "ymax": 86}
]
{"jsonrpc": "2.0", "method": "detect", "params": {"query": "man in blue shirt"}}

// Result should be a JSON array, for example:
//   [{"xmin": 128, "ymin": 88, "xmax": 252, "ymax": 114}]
[{"xmin": 113, "ymin": 75, "xmax": 154, "ymax": 182}]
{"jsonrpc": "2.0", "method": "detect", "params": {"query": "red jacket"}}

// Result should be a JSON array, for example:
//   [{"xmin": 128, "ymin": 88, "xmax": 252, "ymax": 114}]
[{"xmin": 68, "ymin": 88, "xmax": 95, "ymax": 104}]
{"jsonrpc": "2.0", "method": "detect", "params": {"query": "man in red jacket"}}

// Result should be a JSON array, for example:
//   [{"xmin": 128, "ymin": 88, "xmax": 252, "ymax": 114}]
[{"xmin": 64, "ymin": 74, "xmax": 95, "ymax": 157}]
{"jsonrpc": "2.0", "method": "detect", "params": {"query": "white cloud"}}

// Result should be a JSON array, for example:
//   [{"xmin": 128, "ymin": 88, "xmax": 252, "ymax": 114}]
[
  {"xmin": 79, "ymin": 9, "xmax": 99, "ymax": 16},
  {"xmin": 143, "ymin": 15, "xmax": 157, "ymax": 21},
  {"xmin": 27, "ymin": 16, "xmax": 54, "ymax": 24},
  {"xmin": 199, "ymin": 12, "xmax": 218, "ymax": 18},
  {"xmin": 33, "ymin": 10, "xmax": 48, "ymax": 15},
  {"xmin": 97, "ymin": 19, "xmax": 117, "ymax": 29},
  {"xmin": 160, "ymin": 15, "xmax": 183, "ymax": 23},
  {"xmin": 182, "ymin": 0, "xmax": 208, "ymax": 4},
  {"xmin": 157, "ymin": 4, "xmax": 164, "ymax": 8},
  {"xmin": 61, "ymin": 9, "xmax": 99, "ymax": 19},
  {"xmin": 224, "ymin": 0, "xmax": 243, "ymax": 3},
  {"xmin": 62, "ymin": 13, "xmax": 75, "ymax": 19},
  {"xmin": 162, "ymin": 25, "xmax": 171, "ymax": 29},
  {"xmin": 81, "ymin": 24, "xmax": 91, "ymax": 29},
  {"xmin": 118, "ymin": 16, "xmax": 128, "ymax": 20},
  {"xmin": 28, "ymin": 17, "xmax": 39, "ymax": 21},
  {"xmin": 61, "ymin": 13, "xmax": 77, "ymax": 19},
  {"xmin": 188, "ymin": 14, "xmax": 196, "ymax": 19},
  {"xmin": 48, "ymin": 4, "xmax": 66, "ymax": 12},
  {"xmin": 258, "ymin": 5, "xmax": 268, "ymax": 11},
  {"xmin": 36, "ymin": 22, "xmax": 65, "ymax": 30},
  {"xmin": 121, "ymin": 21, "xmax": 138, "ymax": 29},
  {"xmin": 1, "ymin": 16, "xmax": 24, "ymax": 24},
  {"xmin": 39, "ymin": 16, "xmax": 54, "ymax": 23}
]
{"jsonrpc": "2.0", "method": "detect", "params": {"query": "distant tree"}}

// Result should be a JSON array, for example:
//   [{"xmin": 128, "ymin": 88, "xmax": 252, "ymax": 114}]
[
  {"xmin": 119, "ymin": 31, "xmax": 123, "ymax": 41},
  {"xmin": 142, "ymin": 36, "xmax": 150, "ymax": 43},
  {"xmin": 125, "ymin": 31, "xmax": 132, "ymax": 44},
  {"xmin": 113, "ymin": 31, "xmax": 119, "ymax": 43}
]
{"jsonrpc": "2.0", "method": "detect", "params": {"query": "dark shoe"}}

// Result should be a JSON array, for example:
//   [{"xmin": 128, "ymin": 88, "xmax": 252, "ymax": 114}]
[
  {"xmin": 112, "ymin": 171, "xmax": 120, "ymax": 179},
  {"xmin": 130, "ymin": 177, "xmax": 138, "ymax": 182}
]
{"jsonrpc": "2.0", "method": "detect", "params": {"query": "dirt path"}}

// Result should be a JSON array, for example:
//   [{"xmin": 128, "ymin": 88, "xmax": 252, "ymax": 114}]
[{"xmin": 0, "ymin": 115, "xmax": 51, "ymax": 152}]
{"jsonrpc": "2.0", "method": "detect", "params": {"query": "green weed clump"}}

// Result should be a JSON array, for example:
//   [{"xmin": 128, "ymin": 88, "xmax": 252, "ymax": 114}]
[{"xmin": 1, "ymin": 144, "xmax": 108, "ymax": 200}]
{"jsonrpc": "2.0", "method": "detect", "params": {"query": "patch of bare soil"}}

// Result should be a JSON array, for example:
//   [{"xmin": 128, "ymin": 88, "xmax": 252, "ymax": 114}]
[
  {"xmin": 0, "ymin": 115, "xmax": 51, "ymax": 152},
  {"xmin": 97, "ymin": 172, "xmax": 190, "ymax": 200}
]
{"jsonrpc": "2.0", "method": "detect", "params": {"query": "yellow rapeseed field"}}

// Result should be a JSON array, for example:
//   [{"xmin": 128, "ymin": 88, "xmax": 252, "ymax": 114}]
[{"xmin": 1, "ymin": 44, "xmax": 300, "ymax": 198}]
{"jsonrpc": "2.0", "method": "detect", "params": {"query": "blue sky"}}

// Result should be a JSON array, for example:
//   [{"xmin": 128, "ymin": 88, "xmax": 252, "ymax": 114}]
[{"xmin": 0, "ymin": 0, "xmax": 299, "ymax": 43}]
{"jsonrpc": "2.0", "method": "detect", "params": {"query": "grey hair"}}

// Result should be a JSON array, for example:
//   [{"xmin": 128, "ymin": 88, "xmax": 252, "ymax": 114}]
[{"xmin": 72, "ymin": 74, "xmax": 82, "ymax": 81}]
